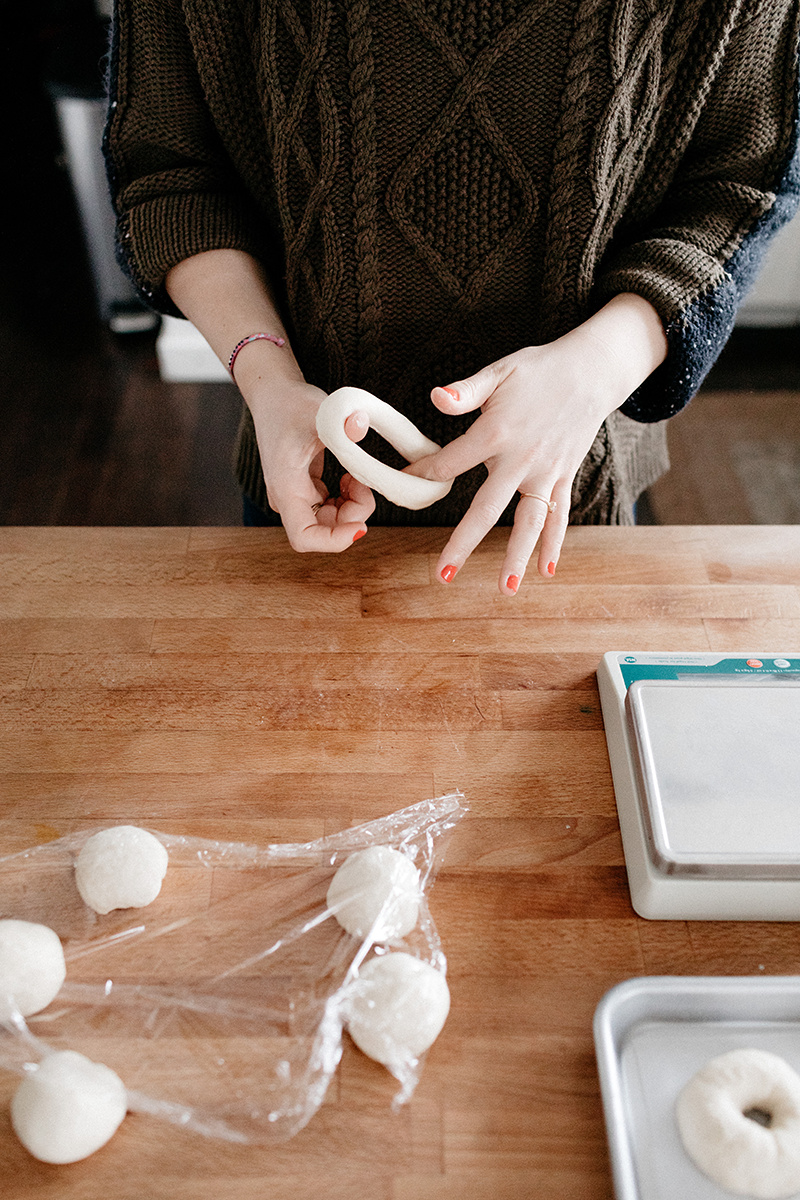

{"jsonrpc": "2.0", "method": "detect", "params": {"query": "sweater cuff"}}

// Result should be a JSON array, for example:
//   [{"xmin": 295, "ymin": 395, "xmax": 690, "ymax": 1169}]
[
  {"xmin": 116, "ymin": 189, "xmax": 266, "ymax": 317},
  {"xmin": 595, "ymin": 174, "xmax": 800, "ymax": 422}
]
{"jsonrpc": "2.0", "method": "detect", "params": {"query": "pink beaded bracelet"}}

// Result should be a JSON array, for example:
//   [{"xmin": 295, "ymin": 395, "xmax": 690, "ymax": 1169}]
[{"xmin": 228, "ymin": 332, "xmax": 286, "ymax": 379}]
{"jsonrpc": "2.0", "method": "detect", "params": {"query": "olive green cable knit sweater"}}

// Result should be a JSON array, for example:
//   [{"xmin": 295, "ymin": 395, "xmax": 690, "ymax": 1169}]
[{"xmin": 104, "ymin": 0, "xmax": 800, "ymax": 525}]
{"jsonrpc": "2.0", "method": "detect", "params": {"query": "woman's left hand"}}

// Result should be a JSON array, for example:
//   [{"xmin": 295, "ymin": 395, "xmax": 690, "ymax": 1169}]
[{"xmin": 406, "ymin": 294, "xmax": 668, "ymax": 594}]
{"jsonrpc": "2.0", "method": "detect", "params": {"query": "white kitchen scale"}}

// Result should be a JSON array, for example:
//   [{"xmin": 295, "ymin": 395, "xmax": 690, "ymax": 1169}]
[{"xmin": 597, "ymin": 652, "xmax": 800, "ymax": 920}]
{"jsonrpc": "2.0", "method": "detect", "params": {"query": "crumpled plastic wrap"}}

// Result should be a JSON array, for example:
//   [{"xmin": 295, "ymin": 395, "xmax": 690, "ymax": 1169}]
[{"xmin": 0, "ymin": 792, "xmax": 466, "ymax": 1144}]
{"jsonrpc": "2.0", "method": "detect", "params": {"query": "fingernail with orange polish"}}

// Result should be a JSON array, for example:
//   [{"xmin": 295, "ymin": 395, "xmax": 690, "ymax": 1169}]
[
  {"xmin": 442, "ymin": 387, "xmax": 459, "ymax": 401},
  {"xmin": 506, "ymin": 574, "xmax": 520, "ymax": 594},
  {"xmin": 547, "ymin": 561, "xmax": 556, "ymax": 576},
  {"xmin": 441, "ymin": 564, "xmax": 458, "ymax": 582},
  {"xmin": 352, "ymin": 529, "xmax": 367, "ymax": 542}
]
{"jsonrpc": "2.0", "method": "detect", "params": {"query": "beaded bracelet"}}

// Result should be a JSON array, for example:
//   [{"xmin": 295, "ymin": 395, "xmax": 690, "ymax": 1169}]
[{"xmin": 228, "ymin": 332, "xmax": 286, "ymax": 379}]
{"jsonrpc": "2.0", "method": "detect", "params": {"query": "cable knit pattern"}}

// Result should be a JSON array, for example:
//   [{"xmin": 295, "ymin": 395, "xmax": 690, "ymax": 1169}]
[
  {"xmin": 261, "ymin": 1, "xmax": 348, "ymax": 380},
  {"xmin": 541, "ymin": 0, "xmax": 754, "ymax": 330},
  {"xmin": 420, "ymin": 0, "xmax": 526, "ymax": 57},
  {"xmin": 384, "ymin": 0, "xmax": 543, "ymax": 309},
  {"xmin": 537, "ymin": 0, "xmax": 607, "ymax": 340},
  {"xmin": 343, "ymin": 0, "xmax": 382, "ymax": 389},
  {"xmin": 578, "ymin": 0, "xmax": 677, "ymax": 303},
  {"xmin": 105, "ymin": 0, "xmax": 800, "ymax": 525}
]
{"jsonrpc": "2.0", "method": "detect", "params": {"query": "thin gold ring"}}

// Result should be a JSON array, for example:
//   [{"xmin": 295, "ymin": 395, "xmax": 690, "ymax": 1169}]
[
  {"xmin": 311, "ymin": 501, "xmax": 324, "ymax": 514},
  {"xmin": 519, "ymin": 492, "xmax": 557, "ymax": 514}
]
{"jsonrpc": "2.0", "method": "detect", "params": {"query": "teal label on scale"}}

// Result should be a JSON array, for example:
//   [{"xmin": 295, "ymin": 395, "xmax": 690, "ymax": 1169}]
[{"xmin": 619, "ymin": 657, "xmax": 800, "ymax": 688}]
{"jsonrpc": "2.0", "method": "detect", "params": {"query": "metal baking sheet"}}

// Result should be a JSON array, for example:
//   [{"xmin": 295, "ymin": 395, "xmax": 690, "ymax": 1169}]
[
  {"xmin": 625, "ymin": 677, "xmax": 800, "ymax": 878},
  {"xmin": 594, "ymin": 976, "xmax": 800, "ymax": 1200}
]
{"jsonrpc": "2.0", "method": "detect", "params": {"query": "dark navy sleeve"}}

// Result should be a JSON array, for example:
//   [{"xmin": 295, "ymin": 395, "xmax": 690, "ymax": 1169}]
[
  {"xmin": 597, "ymin": 3, "xmax": 800, "ymax": 423},
  {"xmin": 624, "ymin": 123, "xmax": 800, "ymax": 423}
]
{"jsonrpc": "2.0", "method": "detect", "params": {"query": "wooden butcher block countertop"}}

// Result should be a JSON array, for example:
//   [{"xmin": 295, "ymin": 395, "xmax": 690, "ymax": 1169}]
[{"xmin": 2, "ymin": 524, "xmax": 800, "ymax": 1200}]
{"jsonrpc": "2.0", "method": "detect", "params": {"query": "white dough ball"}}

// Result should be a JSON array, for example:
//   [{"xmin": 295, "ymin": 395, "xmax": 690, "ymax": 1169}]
[
  {"xmin": 11, "ymin": 1050, "xmax": 127, "ymax": 1163},
  {"xmin": 346, "ymin": 952, "xmax": 450, "ymax": 1067},
  {"xmin": 327, "ymin": 846, "xmax": 421, "ymax": 941},
  {"xmin": 0, "ymin": 919, "xmax": 66, "ymax": 1019},
  {"xmin": 676, "ymin": 1048, "xmax": 800, "ymax": 1199},
  {"xmin": 75, "ymin": 826, "xmax": 168, "ymax": 914}
]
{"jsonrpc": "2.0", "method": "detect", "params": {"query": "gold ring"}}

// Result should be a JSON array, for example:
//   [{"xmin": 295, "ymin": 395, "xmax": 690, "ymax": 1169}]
[
  {"xmin": 519, "ymin": 492, "xmax": 556, "ymax": 514},
  {"xmin": 311, "ymin": 501, "xmax": 324, "ymax": 514}
]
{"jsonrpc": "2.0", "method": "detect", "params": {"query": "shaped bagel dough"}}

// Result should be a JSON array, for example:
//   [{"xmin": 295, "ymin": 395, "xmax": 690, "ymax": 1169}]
[
  {"xmin": 315, "ymin": 387, "xmax": 453, "ymax": 510},
  {"xmin": 11, "ymin": 1050, "xmax": 127, "ymax": 1163},
  {"xmin": 75, "ymin": 825, "xmax": 168, "ymax": 914},
  {"xmin": 0, "ymin": 919, "xmax": 66, "ymax": 1019},
  {"xmin": 345, "ymin": 953, "xmax": 450, "ymax": 1069},
  {"xmin": 327, "ymin": 846, "xmax": 421, "ymax": 941},
  {"xmin": 676, "ymin": 1048, "xmax": 800, "ymax": 1199}
]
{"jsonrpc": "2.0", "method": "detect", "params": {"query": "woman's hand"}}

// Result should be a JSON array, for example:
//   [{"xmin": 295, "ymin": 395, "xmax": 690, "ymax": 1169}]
[
  {"xmin": 408, "ymin": 294, "xmax": 668, "ymax": 593},
  {"xmin": 165, "ymin": 248, "xmax": 373, "ymax": 552},
  {"xmin": 247, "ymin": 376, "xmax": 374, "ymax": 551}
]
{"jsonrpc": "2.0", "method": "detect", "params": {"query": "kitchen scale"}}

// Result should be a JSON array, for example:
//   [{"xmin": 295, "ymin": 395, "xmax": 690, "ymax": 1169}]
[{"xmin": 596, "ymin": 652, "xmax": 800, "ymax": 919}]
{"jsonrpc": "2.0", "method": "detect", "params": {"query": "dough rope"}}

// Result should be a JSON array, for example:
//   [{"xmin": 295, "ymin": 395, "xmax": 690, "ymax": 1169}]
[
  {"xmin": 315, "ymin": 387, "xmax": 453, "ymax": 510},
  {"xmin": 676, "ymin": 1048, "xmax": 800, "ymax": 1199}
]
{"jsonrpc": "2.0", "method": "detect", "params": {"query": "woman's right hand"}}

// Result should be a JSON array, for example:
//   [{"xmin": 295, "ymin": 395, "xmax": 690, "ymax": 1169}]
[
  {"xmin": 165, "ymin": 249, "xmax": 374, "ymax": 552},
  {"xmin": 247, "ymin": 375, "xmax": 375, "ymax": 551}
]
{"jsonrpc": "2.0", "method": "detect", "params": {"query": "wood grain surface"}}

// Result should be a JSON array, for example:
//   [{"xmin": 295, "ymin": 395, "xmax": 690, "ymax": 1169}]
[{"xmin": 2, "ymin": 524, "xmax": 800, "ymax": 1199}]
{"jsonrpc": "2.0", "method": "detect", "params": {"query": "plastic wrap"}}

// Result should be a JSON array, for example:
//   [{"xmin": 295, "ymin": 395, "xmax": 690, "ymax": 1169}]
[{"xmin": 0, "ymin": 792, "xmax": 466, "ymax": 1145}]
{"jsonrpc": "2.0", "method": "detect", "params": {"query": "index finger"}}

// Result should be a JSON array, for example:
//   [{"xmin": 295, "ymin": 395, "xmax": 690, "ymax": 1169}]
[
  {"xmin": 405, "ymin": 420, "xmax": 489, "ymax": 485},
  {"xmin": 434, "ymin": 475, "xmax": 520, "ymax": 580}
]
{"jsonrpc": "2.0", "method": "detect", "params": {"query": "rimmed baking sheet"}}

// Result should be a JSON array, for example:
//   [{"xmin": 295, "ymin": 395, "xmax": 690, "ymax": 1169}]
[{"xmin": 594, "ymin": 976, "xmax": 800, "ymax": 1200}]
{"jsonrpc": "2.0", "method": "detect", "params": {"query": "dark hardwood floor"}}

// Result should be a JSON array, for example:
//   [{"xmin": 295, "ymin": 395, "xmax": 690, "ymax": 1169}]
[
  {"xmin": 1, "ymin": 11, "xmax": 243, "ymax": 527},
  {"xmin": 0, "ymin": 323, "xmax": 244, "ymax": 527},
  {"xmin": 0, "ymin": 224, "xmax": 243, "ymax": 525},
  {"xmin": 2, "ymin": 13, "xmax": 799, "ymax": 529}
]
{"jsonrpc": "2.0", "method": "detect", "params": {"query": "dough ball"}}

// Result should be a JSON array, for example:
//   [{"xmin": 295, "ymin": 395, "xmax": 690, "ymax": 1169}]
[
  {"xmin": 11, "ymin": 1049, "xmax": 127, "ymax": 1163},
  {"xmin": 327, "ymin": 846, "xmax": 420, "ymax": 941},
  {"xmin": 0, "ymin": 919, "xmax": 66, "ymax": 1019},
  {"xmin": 676, "ymin": 1048, "xmax": 800, "ymax": 1199},
  {"xmin": 346, "ymin": 952, "xmax": 450, "ymax": 1068},
  {"xmin": 75, "ymin": 826, "xmax": 168, "ymax": 914}
]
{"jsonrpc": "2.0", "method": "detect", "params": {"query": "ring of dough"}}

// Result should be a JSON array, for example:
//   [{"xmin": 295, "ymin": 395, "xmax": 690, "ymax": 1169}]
[
  {"xmin": 315, "ymin": 387, "xmax": 453, "ymax": 510},
  {"xmin": 675, "ymin": 1048, "xmax": 800, "ymax": 1199}
]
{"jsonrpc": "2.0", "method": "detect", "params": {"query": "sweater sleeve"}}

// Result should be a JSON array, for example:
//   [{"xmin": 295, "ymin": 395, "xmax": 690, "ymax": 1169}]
[
  {"xmin": 103, "ymin": 0, "xmax": 266, "ymax": 317},
  {"xmin": 595, "ymin": 0, "xmax": 800, "ymax": 422}
]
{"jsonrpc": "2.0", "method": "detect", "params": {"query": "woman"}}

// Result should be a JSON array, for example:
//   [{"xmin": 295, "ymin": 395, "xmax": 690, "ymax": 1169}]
[{"xmin": 104, "ymin": 0, "xmax": 800, "ymax": 591}]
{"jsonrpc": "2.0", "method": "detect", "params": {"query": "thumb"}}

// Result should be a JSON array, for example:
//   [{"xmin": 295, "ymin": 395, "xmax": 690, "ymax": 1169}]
[
  {"xmin": 344, "ymin": 409, "xmax": 369, "ymax": 443},
  {"xmin": 431, "ymin": 360, "xmax": 509, "ymax": 414}
]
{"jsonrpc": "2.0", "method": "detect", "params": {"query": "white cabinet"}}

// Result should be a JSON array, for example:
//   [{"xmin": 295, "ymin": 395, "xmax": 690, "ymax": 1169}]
[
  {"xmin": 738, "ymin": 209, "xmax": 800, "ymax": 327},
  {"xmin": 156, "ymin": 315, "xmax": 229, "ymax": 382}
]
